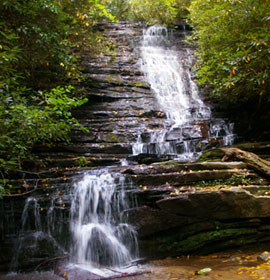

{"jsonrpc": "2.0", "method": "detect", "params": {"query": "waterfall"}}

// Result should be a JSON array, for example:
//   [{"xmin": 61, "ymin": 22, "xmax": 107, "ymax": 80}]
[
  {"xmin": 9, "ymin": 197, "xmax": 65, "ymax": 272},
  {"xmin": 11, "ymin": 172, "xmax": 138, "ymax": 274},
  {"xmin": 70, "ymin": 172, "xmax": 138, "ymax": 269},
  {"xmin": 133, "ymin": 25, "xmax": 234, "ymax": 160}
]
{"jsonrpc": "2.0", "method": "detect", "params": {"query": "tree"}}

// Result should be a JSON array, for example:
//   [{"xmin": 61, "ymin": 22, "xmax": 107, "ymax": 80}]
[
  {"xmin": 101, "ymin": 0, "xmax": 131, "ymax": 20},
  {"xmin": 0, "ymin": 0, "xmax": 114, "ymax": 171},
  {"xmin": 102, "ymin": 0, "xmax": 190, "ymax": 25},
  {"xmin": 128, "ymin": 0, "xmax": 178, "ymax": 25},
  {"xmin": 188, "ymin": 0, "xmax": 270, "ymax": 106}
]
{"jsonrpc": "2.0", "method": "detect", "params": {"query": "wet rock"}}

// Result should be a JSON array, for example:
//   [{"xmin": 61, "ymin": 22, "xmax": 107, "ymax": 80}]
[
  {"xmin": 257, "ymin": 251, "xmax": 270, "ymax": 262},
  {"xmin": 157, "ymin": 188, "xmax": 270, "ymax": 220},
  {"xmin": 127, "ymin": 153, "xmax": 175, "ymax": 164},
  {"xmin": 133, "ymin": 169, "xmax": 250, "ymax": 187},
  {"xmin": 14, "ymin": 232, "xmax": 66, "ymax": 271},
  {"xmin": 123, "ymin": 161, "xmax": 247, "ymax": 176},
  {"xmin": 126, "ymin": 206, "xmax": 195, "ymax": 237},
  {"xmin": 127, "ymin": 184, "xmax": 270, "ymax": 258},
  {"xmin": 55, "ymin": 264, "xmax": 104, "ymax": 280}
]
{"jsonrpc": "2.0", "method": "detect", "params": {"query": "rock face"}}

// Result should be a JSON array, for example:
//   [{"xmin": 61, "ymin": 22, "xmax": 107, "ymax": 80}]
[
  {"xmin": 33, "ymin": 22, "xmax": 162, "ymax": 161},
  {"xmin": 122, "ymin": 159, "xmax": 270, "ymax": 258},
  {"xmin": 1, "ymin": 22, "xmax": 270, "ymax": 272},
  {"xmin": 30, "ymin": 21, "xmax": 179, "ymax": 169}
]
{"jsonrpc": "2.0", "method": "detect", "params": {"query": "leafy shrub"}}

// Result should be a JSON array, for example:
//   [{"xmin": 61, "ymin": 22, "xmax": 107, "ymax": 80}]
[
  {"xmin": 0, "ymin": 0, "xmax": 115, "ymax": 172},
  {"xmin": 188, "ymin": 0, "xmax": 270, "ymax": 106}
]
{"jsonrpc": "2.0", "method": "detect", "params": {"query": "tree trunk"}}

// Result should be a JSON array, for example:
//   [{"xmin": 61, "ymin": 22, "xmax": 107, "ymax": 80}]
[{"xmin": 220, "ymin": 147, "xmax": 270, "ymax": 178}]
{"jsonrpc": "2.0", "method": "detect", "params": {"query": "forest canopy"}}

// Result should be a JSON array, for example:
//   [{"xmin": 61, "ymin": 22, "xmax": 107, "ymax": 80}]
[{"xmin": 188, "ymin": 0, "xmax": 270, "ymax": 106}]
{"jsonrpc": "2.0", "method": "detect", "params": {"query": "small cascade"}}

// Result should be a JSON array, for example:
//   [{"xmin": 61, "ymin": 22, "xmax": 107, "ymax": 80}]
[
  {"xmin": 10, "ymin": 196, "xmax": 66, "ymax": 272},
  {"xmin": 70, "ymin": 172, "xmax": 138, "ymax": 269},
  {"xmin": 21, "ymin": 197, "xmax": 42, "ymax": 232},
  {"xmin": 133, "ymin": 25, "xmax": 234, "ymax": 160},
  {"xmin": 10, "ymin": 172, "xmax": 138, "ymax": 274}
]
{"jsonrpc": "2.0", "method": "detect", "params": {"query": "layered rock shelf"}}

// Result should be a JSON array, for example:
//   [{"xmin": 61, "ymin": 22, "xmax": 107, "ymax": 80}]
[
  {"xmin": 1, "ymin": 22, "xmax": 270, "ymax": 273},
  {"xmin": 122, "ymin": 158, "xmax": 270, "ymax": 258}
]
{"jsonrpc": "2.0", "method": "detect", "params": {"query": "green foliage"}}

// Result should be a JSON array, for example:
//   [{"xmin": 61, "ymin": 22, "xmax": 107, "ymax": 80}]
[
  {"xmin": 0, "ymin": 85, "xmax": 88, "ymax": 168},
  {"xmin": 188, "ymin": 0, "xmax": 270, "ymax": 105},
  {"xmin": 0, "ymin": 0, "xmax": 116, "ymax": 171},
  {"xmin": 128, "ymin": 0, "xmax": 178, "ymax": 25},
  {"xmin": 76, "ymin": 156, "xmax": 88, "ymax": 167},
  {"xmin": 0, "ymin": 180, "xmax": 11, "ymax": 199},
  {"xmin": 103, "ymin": 0, "xmax": 190, "ymax": 25},
  {"xmin": 102, "ymin": 0, "xmax": 130, "ymax": 20},
  {"xmin": 0, "ymin": 0, "xmax": 115, "ymax": 88},
  {"xmin": 194, "ymin": 174, "xmax": 253, "ymax": 188}
]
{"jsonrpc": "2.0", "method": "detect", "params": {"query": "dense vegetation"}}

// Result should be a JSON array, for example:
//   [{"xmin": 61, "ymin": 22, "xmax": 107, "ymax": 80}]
[
  {"xmin": 0, "ymin": 0, "xmax": 114, "ymax": 171},
  {"xmin": 1, "ymin": 0, "xmax": 269, "ymax": 175},
  {"xmin": 189, "ymin": 0, "xmax": 270, "ymax": 107},
  {"xmin": 103, "ymin": 0, "xmax": 190, "ymax": 24}
]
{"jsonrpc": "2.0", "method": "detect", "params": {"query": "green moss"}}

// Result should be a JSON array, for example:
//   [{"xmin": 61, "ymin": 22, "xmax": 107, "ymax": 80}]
[
  {"xmin": 198, "ymin": 149, "xmax": 224, "ymax": 162},
  {"xmin": 164, "ymin": 228, "xmax": 257, "ymax": 254},
  {"xmin": 190, "ymin": 174, "xmax": 254, "ymax": 188},
  {"xmin": 156, "ymin": 160, "xmax": 183, "ymax": 166},
  {"xmin": 75, "ymin": 156, "xmax": 88, "ymax": 167},
  {"xmin": 133, "ymin": 82, "xmax": 148, "ymax": 87},
  {"xmin": 148, "ymin": 223, "xmax": 260, "ymax": 257},
  {"xmin": 103, "ymin": 75, "xmax": 123, "ymax": 84},
  {"xmin": 109, "ymin": 52, "xmax": 118, "ymax": 63},
  {"xmin": 106, "ymin": 132, "xmax": 120, "ymax": 143},
  {"xmin": 128, "ymin": 57, "xmax": 136, "ymax": 64}
]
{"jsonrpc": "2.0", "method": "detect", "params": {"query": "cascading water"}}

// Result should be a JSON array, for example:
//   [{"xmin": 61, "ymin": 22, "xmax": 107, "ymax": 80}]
[
  {"xmin": 10, "ymin": 196, "xmax": 66, "ymax": 272},
  {"xmin": 133, "ymin": 25, "xmax": 234, "ymax": 160},
  {"xmin": 70, "ymin": 172, "xmax": 138, "ymax": 269},
  {"xmin": 11, "ymin": 173, "xmax": 138, "ymax": 276}
]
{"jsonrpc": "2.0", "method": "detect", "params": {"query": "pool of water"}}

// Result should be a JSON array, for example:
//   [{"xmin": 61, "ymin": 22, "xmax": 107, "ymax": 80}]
[{"xmin": 1, "ymin": 251, "xmax": 268, "ymax": 280}]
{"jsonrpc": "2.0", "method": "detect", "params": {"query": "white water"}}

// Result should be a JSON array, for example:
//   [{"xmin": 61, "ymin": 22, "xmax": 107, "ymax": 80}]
[
  {"xmin": 141, "ymin": 26, "xmax": 210, "ymax": 125},
  {"xmin": 21, "ymin": 197, "xmax": 42, "ymax": 232},
  {"xmin": 133, "ymin": 25, "xmax": 234, "ymax": 160},
  {"xmin": 11, "ymin": 173, "xmax": 138, "ymax": 276},
  {"xmin": 70, "ymin": 172, "xmax": 138, "ymax": 269}
]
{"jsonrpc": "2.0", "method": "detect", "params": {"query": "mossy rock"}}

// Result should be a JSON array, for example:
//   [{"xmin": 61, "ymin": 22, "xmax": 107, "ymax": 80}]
[
  {"xmin": 155, "ymin": 160, "xmax": 185, "ymax": 166},
  {"xmin": 132, "ymin": 82, "xmax": 150, "ymax": 88},
  {"xmin": 163, "ymin": 228, "xmax": 258, "ymax": 255},
  {"xmin": 103, "ymin": 74, "xmax": 124, "ymax": 85},
  {"xmin": 105, "ymin": 132, "xmax": 120, "ymax": 143},
  {"xmin": 139, "ymin": 224, "xmax": 262, "ymax": 258},
  {"xmin": 198, "ymin": 148, "xmax": 224, "ymax": 162}
]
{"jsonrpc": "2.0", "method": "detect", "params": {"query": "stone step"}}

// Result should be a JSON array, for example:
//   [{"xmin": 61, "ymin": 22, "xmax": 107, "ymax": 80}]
[
  {"xmin": 69, "ymin": 130, "xmax": 138, "ymax": 143},
  {"xmin": 38, "ymin": 155, "xmax": 122, "ymax": 169},
  {"xmin": 75, "ymin": 116, "xmax": 163, "ymax": 128},
  {"xmin": 130, "ymin": 169, "xmax": 256, "ymax": 187},
  {"xmin": 72, "ymin": 108, "xmax": 157, "ymax": 119},
  {"xmin": 83, "ymin": 89, "xmax": 151, "ymax": 100},
  {"xmin": 33, "ymin": 143, "xmax": 133, "ymax": 155},
  {"xmin": 123, "ymin": 161, "xmax": 248, "ymax": 175}
]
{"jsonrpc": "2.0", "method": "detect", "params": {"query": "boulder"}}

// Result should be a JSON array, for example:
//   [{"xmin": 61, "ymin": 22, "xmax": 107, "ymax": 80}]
[{"xmin": 12, "ymin": 232, "xmax": 66, "ymax": 271}]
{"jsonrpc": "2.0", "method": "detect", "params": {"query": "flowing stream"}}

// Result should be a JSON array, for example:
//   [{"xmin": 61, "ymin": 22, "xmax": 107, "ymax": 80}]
[{"xmin": 133, "ymin": 25, "xmax": 234, "ymax": 160}]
